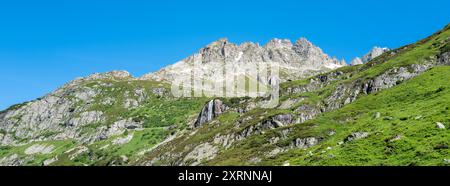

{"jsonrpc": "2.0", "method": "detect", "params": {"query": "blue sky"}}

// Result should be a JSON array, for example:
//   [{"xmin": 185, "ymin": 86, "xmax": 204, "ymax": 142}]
[{"xmin": 0, "ymin": 0, "xmax": 449, "ymax": 110}]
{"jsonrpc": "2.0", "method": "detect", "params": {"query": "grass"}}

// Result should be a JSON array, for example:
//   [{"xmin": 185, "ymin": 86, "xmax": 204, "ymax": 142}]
[
  {"xmin": 0, "ymin": 77, "xmax": 210, "ymax": 165},
  {"xmin": 2, "ymin": 24, "xmax": 449, "ymax": 166},
  {"xmin": 200, "ymin": 66, "xmax": 450, "ymax": 166},
  {"xmin": 160, "ymin": 24, "xmax": 450, "ymax": 166},
  {"xmin": 0, "ymin": 140, "xmax": 77, "ymax": 166},
  {"xmin": 268, "ymin": 66, "xmax": 450, "ymax": 166},
  {"xmin": 128, "ymin": 97, "xmax": 209, "ymax": 129}
]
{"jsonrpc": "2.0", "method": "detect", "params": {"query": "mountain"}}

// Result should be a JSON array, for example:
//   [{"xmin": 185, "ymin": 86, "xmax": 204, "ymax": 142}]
[
  {"xmin": 350, "ymin": 57, "xmax": 363, "ymax": 66},
  {"xmin": 362, "ymin": 47, "xmax": 390, "ymax": 63},
  {"xmin": 140, "ymin": 38, "xmax": 346, "ymax": 83},
  {"xmin": 0, "ymin": 37, "xmax": 345, "ymax": 166},
  {"xmin": 350, "ymin": 47, "xmax": 390, "ymax": 66},
  {"xmin": 0, "ymin": 24, "xmax": 449, "ymax": 166}
]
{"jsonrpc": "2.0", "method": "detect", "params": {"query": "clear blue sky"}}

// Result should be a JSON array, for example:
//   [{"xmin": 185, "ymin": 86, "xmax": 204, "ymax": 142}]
[{"xmin": 0, "ymin": 0, "xmax": 449, "ymax": 110}]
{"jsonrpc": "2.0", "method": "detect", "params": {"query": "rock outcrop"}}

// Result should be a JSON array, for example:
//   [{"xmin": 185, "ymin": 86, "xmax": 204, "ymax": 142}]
[
  {"xmin": 350, "ymin": 47, "xmax": 390, "ymax": 65},
  {"xmin": 362, "ymin": 47, "xmax": 390, "ymax": 63},
  {"xmin": 344, "ymin": 132, "xmax": 370, "ymax": 142},
  {"xmin": 290, "ymin": 137, "xmax": 321, "ymax": 149},
  {"xmin": 350, "ymin": 57, "xmax": 363, "ymax": 66}
]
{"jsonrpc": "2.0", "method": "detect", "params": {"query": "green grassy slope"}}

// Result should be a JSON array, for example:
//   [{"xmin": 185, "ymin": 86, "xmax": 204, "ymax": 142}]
[
  {"xmin": 194, "ymin": 24, "xmax": 450, "ymax": 166},
  {"xmin": 2, "ymin": 24, "xmax": 449, "ymax": 166},
  {"xmin": 272, "ymin": 66, "xmax": 450, "ymax": 166}
]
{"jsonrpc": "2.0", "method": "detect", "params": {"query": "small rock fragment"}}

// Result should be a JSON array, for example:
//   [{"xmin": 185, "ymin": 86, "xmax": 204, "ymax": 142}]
[{"xmin": 436, "ymin": 122, "xmax": 446, "ymax": 129}]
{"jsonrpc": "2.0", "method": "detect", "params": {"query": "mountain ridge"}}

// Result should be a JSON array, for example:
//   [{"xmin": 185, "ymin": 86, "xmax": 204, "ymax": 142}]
[
  {"xmin": 0, "ymin": 24, "xmax": 449, "ymax": 166},
  {"xmin": 139, "ymin": 37, "xmax": 347, "ymax": 83},
  {"xmin": 138, "ymin": 24, "xmax": 450, "ymax": 166}
]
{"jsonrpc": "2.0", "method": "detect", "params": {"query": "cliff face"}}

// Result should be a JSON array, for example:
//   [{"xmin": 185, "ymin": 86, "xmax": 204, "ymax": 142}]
[
  {"xmin": 1, "ymin": 24, "xmax": 449, "ymax": 166},
  {"xmin": 194, "ymin": 99, "xmax": 228, "ymax": 128}
]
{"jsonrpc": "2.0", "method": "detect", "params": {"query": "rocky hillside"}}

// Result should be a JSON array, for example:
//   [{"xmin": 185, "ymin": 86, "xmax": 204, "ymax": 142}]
[
  {"xmin": 0, "ymin": 36, "xmax": 346, "ymax": 166},
  {"xmin": 350, "ymin": 47, "xmax": 390, "ymax": 66},
  {"xmin": 139, "ymin": 24, "xmax": 450, "ymax": 166},
  {"xmin": 0, "ymin": 71, "xmax": 210, "ymax": 165},
  {"xmin": 0, "ymin": 24, "xmax": 449, "ymax": 166}
]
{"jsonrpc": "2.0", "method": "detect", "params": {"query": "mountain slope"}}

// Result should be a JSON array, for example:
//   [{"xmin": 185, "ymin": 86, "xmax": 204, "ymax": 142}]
[
  {"xmin": 350, "ymin": 47, "xmax": 390, "ymax": 66},
  {"xmin": 138, "ymin": 24, "xmax": 450, "ymax": 166},
  {"xmin": 0, "ymin": 24, "xmax": 449, "ymax": 166},
  {"xmin": 288, "ymin": 66, "xmax": 450, "ymax": 166},
  {"xmin": 0, "ymin": 36, "xmax": 347, "ymax": 166},
  {"xmin": 209, "ymin": 66, "xmax": 450, "ymax": 166},
  {"xmin": 0, "ymin": 72, "xmax": 209, "ymax": 165}
]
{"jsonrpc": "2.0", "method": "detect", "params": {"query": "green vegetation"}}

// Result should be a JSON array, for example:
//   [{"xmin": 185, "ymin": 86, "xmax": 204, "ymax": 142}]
[
  {"xmin": 203, "ymin": 66, "xmax": 450, "ymax": 166},
  {"xmin": 85, "ymin": 79, "xmax": 170, "ymax": 125},
  {"xmin": 128, "ymin": 97, "xmax": 209, "ymax": 129},
  {"xmin": 275, "ymin": 66, "xmax": 450, "ymax": 166},
  {"xmin": 1, "ymin": 24, "xmax": 449, "ymax": 166},
  {"xmin": 0, "ymin": 78, "xmax": 208, "ymax": 166},
  {"xmin": 0, "ymin": 140, "xmax": 77, "ymax": 166},
  {"xmin": 165, "ymin": 25, "xmax": 450, "ymax": 166}
]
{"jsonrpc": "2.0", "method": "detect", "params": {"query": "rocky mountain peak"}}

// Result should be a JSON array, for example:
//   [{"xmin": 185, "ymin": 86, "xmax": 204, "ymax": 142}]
[
  {"xmin": 293, "ymin": 37, "xmax": 324, "ymax": 58},
  {"xmin": 295, "ymin": 37, "xmax": 313, "ymax": 46},
  {"xmin": 140, "ymin": 37, "xmax": 346, "ymax": 82},
  {"xmin": 85, "ymin": 70, "xmax": 132, "ymax": 80},
  {"xmin": 105, "ymin": 70, "xmax": 132, "ymax": 78},
  {"xmin": 362, "ymin": 46, "xmax": 390, "ymax": 63},
  {"xmin": 207, "ymin": 38, "xmax": 230, "ymax": 47},
  {"xmin": 350, "ymin": 46, "xmax": 390, "ymax": 66},
  {"xmin": 195, "ymin": 38, "xmax": 240, "ymax": 62},
  {"xmin": 265, "ymin": 38, "xmax": 293, "ymax": 49},
  {"xmin": 63, "ymin": 70, "xmax": 134, "ymax": 90},
  {"xmin": 350, "ymin": 57, "xmax": 363, "ymax": 66}
]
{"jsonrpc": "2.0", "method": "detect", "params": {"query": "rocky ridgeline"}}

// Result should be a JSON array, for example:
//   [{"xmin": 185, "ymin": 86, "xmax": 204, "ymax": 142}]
[
  {"xmin": 141, "ymin": 29, "xmax": 450, "ymax": 166},
  {"xmin": 140, "ymin": 38, "xmax": 347, "ymax": 83},
  {"xmin": 350, "ymin": 47, "xmax": 390, "ymax": 66},
  {"xmin": 0, "ymin": 37, "xmax": 351, "ymax": 166},
  {"xmin": 1, "ymin": 25, "xmax": 449, "ymax": 166}
]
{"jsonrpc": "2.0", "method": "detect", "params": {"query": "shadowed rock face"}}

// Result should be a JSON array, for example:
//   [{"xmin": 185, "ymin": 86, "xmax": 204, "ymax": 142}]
[{"xmin": 440, "ymin": 52, "xmax": 450, "ymax": 64}]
